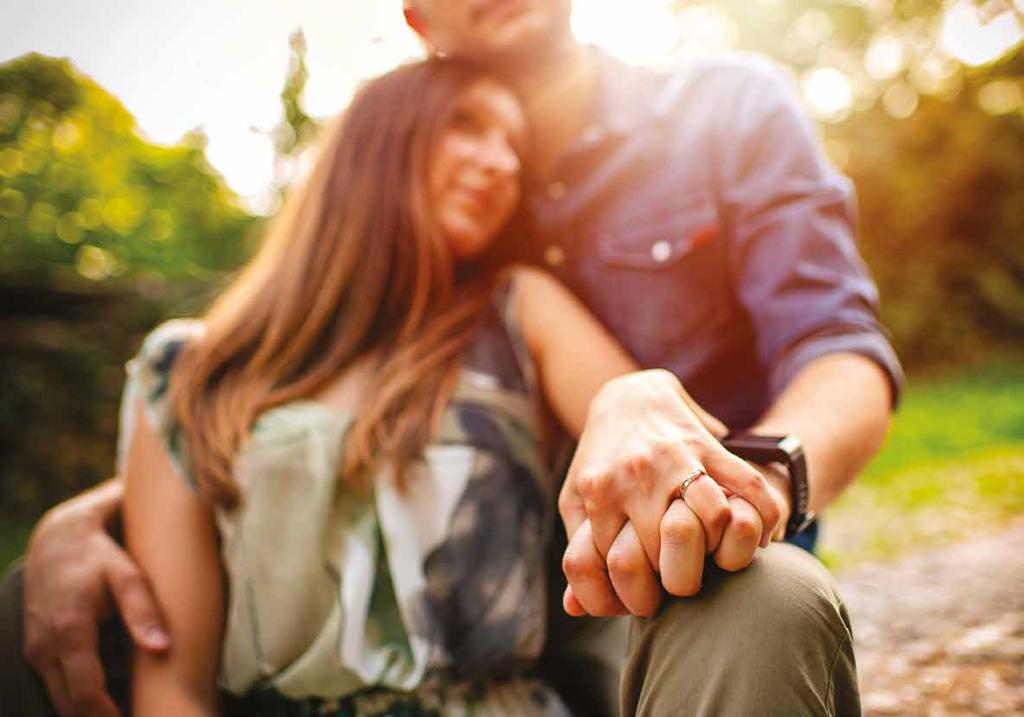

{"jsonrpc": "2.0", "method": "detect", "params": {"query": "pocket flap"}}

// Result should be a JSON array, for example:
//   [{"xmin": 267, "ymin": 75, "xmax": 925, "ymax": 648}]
[{"xmin": 597, "ymin": 195, "xmax": 719, "ymax": 270}]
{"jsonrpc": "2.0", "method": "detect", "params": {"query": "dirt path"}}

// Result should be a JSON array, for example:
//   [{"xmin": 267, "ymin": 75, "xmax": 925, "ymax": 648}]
[{"xmin": 835, "ymin": 518, "xmax": 1024, "ymax": 716}]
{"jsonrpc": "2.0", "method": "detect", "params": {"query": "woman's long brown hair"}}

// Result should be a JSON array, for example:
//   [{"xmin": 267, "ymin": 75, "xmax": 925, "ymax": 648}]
[{"xmin": 169, "ymin": 58, "xmax": 503, "ymax": 509}]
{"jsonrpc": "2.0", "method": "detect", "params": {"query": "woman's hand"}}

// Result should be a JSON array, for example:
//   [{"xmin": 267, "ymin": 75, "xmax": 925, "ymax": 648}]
[
  {"xmin": 558, "ymin": 370, "xmax": 785, "ymax": 615},
  {"xmin": 23, "ymin": 479, "xmax": 169, "ymax": 717}
]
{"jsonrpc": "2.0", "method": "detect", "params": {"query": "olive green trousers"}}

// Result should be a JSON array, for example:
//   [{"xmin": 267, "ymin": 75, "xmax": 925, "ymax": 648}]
[{"xmin": 0, "ymin": 543, "xmax": 858, "ymax": 716}]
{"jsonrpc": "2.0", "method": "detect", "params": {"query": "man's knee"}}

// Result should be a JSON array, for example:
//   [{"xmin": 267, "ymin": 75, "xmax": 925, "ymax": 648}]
[{"xmin": 622, "ymin": 544, "xmax": 859, "ymax": 716}]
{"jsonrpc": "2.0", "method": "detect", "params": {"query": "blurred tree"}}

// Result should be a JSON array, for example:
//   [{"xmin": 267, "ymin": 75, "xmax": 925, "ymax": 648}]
[
  {"xmin": 0, "ymin": 54, "xmax": 256, "ymax": 282},
  {"xmin": 670, "ymin": 0, "xmax": 1024, "ymax": 367},
  {"xmin": 0, "ymin": 54, "xmax": 257, "ymax": 518},
  {"xmin": 261, "ymin": 29, "xmax": 324, "ymax": 202}
]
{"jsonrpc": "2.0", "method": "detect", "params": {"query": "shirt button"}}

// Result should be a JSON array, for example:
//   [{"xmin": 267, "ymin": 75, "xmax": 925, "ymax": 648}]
[
  {"xmin": 544, "ymin": 244, "xmax": 565, "ymax": 267},
  {"xmin": 651, "ymin": 240, "xmax": 672, "ymax": 263},
  {"xmin": 547, "ymin": 181, "xmax": 567, "ymax": 200}
]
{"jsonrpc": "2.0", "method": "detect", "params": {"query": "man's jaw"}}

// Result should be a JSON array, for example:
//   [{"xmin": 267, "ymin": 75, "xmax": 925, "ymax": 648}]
[{"xmin": 470, "ymin": 0, "xmax": 531, "ymax": 27}]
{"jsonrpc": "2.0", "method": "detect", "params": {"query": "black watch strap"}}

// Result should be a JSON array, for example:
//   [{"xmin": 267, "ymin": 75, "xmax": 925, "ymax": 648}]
[{"xmin": 720, "ymin": 432, "xmax": 814, "ymax": 539}]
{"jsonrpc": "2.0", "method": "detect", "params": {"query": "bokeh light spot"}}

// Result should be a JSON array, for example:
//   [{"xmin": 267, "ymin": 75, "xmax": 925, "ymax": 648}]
[
  {"xmin": 75, "ymin": 245, "xmax": 119, "ymax": 281},
  {"xmin": 883, "ymin": 82, "xmax": 920, "ymax": 119},
  {"xmin": 56, "ymin": 212, "xmax": 84, "ymax": 244},
  {"xmin": 27, "ymin": 201, "xmax": 57, "ymax": 236},
  {"xmin": 977, "ymin": 79, "xmax": 1023, "ymax": 115},
  {"xmin": 802, "ymin": 67, "xmax": 855, "ymax": 122},
  {"xmin": 0, "ymin": 147, "xmax": 24, "ymax": 177},
  {"xmin": 0, "ymin": 188, "xmax": 27, "ymax": 219},
  {"xmin": 52, "ymin": 120, "xmax": 83, "ymax": 153},
  {"xmin": 865, "ymin": 34, "xmax": 906, "ymax": 81},
  {"xmin": 940, "ymin": 1, "xmax": 1024, "ymax": 66}
]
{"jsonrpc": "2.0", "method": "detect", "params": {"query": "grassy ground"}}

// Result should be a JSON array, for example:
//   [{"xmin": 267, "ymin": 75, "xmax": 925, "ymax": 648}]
[
  {"xmin": 0, "ymin": 519, "xmax": 32, "ymax": 576},
  {"xmin": 820, "ymin": 358, "xmax": 1024, "ymax": 571},
  {"xmin": 3, "ymin": 360, "xmax": 1022, "ymax": 575}
]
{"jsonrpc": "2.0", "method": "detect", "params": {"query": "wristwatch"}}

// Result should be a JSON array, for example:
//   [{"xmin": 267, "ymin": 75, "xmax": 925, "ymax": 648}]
[{"xmin": 720, "ymin": 432, "xmax": 815, "ymax": 540}]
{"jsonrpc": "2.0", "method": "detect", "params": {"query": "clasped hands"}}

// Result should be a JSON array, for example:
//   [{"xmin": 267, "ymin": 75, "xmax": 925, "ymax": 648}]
[{"xmin": 559, "ymin": 370, "xmax": 791, "ymax": 617}]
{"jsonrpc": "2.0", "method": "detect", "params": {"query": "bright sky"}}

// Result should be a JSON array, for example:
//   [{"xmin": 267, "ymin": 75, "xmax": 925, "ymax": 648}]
[
  {"xmin": 0, "ymin": 0, "xmax": 707, "ymax": 210},
  {"xmin": 1, "ymin": 0, "xmax": 1019, "ymax": 211}
]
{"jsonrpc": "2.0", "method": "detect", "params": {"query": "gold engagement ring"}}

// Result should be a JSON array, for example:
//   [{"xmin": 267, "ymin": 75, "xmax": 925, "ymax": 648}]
[{"xmin": 678, "ymin": 467, "xmax": 708, "ymax": 500}]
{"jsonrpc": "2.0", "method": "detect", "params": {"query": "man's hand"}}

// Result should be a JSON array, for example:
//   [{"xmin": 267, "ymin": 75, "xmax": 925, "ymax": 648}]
[
  {"xmin": 558, "ymin": 370, "xmax": 785, "ymax": 616},
  {"xmin": 23, "ymin": 480, "xmax": 168, "ymax": 717}
]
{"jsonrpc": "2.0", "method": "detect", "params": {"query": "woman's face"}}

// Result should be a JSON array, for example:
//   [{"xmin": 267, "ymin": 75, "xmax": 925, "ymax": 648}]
[{"xmin": 428, "ymin": 78, "xmax": 527, "ymax": 260}]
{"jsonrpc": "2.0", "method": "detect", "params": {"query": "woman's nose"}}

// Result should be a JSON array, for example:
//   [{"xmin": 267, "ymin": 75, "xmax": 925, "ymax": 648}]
[{"xmin": 477, "ymin": 133, "xmax": 520, "ymax": 177}]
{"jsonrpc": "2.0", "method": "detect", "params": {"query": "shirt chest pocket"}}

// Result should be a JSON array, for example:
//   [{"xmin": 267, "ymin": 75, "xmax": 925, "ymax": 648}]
[{"xmin": 590, "ymin": 195, "xmax": 730, "ymax": 362}]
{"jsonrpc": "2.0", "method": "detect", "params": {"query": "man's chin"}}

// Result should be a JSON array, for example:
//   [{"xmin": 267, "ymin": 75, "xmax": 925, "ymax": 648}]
[{"xmin": 461, "ymin": 11, "xmax": 567, "ymax": 68}]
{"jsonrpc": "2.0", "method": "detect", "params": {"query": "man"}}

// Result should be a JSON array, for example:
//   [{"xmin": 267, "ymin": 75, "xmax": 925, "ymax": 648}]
[{"xmin": 1, "ymin": 1, "xmax": 901, "ymax": 714}]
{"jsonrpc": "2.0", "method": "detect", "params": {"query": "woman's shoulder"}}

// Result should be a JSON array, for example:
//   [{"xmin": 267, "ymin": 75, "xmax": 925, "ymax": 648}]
[
  {"xmin": 130, "ymin": 319, "xmax": 205, "ymax": 386},
  {"xmin": 135, "ymin": 319, "xmax": 205, "ymax": 365}
]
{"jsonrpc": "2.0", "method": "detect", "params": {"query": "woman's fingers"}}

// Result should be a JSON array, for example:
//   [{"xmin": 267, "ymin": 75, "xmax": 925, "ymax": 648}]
[
  {"xmin": 562, "ymin": 520, "xmax": 627, "ymax": 616},
  {"xmin": 679, "ymin": 471, "xmax": 731, "ymax": 554},
  {"xmin": 714, "ymin": 496, "xmax": 763, "ymax": 572},
  {"xmin": 606, "ymin": 521, "xmax": 662, "ymax": 617},
  {"xmin": 704, "ymin": 448, "xmax": 782, "ymax": 547},
  {"xmin": 659, "ymin": 499, "xmax": 705, "ymax": 597}
]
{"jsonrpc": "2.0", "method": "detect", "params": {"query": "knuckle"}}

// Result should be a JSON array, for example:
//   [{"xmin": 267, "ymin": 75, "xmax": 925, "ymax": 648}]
[
  {"xmin": 562, "ymin": 550, "xmax": 597, "ymax": 581},
  {"xmin": 648, "ymin": 438, "xmax": 676, "ymax": 462},
  {"xmin": 606, "ymin": 545, "xmax": 640, "ymax": 582},
  {"xmin": 577, "ymin": 467, "xmax": 613, "ymax": 500},
  {"xmin": 624, "ymin": 451, "xmax": 654, "ymax": 477},
  {"xmin": 682, "ymin": 431, "xmax": 714, "ymax": 455},
  {"xmin": 661, "ymin": 515, "xmax": 697, "ymax": 545},
  {"xmin": 51, "ymin": 608, "xmax": 83, "ymax": 638},
  {"xmin": 706, "ymin": 503, "xmax": 731, "ymax": 533},
  {"xmin": 732, "ymin": 515, "xmax": 761, "ymax": 542}
]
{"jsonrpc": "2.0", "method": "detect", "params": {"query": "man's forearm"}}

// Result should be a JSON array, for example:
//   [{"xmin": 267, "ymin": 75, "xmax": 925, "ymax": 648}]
[{"xmin": 753, "ymin": 353, "xmax": 892, "ymax": 513}]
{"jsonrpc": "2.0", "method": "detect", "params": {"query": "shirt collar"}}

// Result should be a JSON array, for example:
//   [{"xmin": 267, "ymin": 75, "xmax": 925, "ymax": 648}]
[{"xmin": 586, "ymin": 47, "xmax": 666, "ymax": 137}]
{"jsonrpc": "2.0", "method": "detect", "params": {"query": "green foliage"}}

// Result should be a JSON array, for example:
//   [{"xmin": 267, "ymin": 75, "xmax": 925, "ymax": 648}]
[
  {"xmin": 689, "ymin": 0, "xmax": 1024, "ymax": 366},
  {"xmin": 276, "ymin": 30, "xmax": 319, "ymax": 159},
  {"xmin": 821, "ymin": 361, "xmax": 1024, "ymax": 569},
  {"xmin": 0, "ymin": 54, "xmax": 259, "ymax": 521},
  {"xmin": 0, "ymin": 54, "xmax": 257, "ymax": 282},
  {"xmin": 835, "ymin": 57, "xmax": 1024, "ymax": 366},
  {"xmin": 861, "ymin": 357, "xmax": 1024, "ymax": 481}
]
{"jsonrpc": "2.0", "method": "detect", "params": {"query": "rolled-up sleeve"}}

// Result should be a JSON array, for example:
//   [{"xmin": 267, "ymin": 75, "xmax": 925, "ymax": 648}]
[{"xmin": 718, "ymin": 57, "xmax": 904, "ymax": 406}]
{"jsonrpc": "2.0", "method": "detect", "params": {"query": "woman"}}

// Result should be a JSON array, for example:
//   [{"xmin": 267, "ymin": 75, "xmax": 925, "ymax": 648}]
[{"xmin": 121, "ymin": 57, "xmax": 646, "ymax": 715}]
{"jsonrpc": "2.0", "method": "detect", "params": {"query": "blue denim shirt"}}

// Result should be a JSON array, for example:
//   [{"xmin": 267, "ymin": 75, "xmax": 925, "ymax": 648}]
[{"xmin": 517, "ymin": 50, "xmax": 903, "ymax": 429}]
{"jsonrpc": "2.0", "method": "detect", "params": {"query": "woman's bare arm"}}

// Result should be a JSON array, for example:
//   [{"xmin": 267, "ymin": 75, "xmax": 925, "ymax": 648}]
[
  {"xmin": 122, "ymin": 397, "xmax": 223, "ymax": 716},
  {"xmin": 512, "ymin": 266, "xmax": 638, "ymax": 437},
  {"xmin": 512, "ymin": 265, "xmax": 723, "ymax": 438}
]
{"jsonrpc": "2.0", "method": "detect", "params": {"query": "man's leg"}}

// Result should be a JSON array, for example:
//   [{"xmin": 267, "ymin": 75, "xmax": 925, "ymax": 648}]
[
  {"xmin": 621, "ymin": 543, "xmax": 859, "ymax": 717},
  {"xmin": 0, "ymin": 560, "xmax": 133, "ymax": 717}
]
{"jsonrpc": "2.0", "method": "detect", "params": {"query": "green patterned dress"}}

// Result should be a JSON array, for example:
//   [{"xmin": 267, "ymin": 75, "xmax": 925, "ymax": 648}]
[{"xmin": 117, "ymin": 282, "xmax": 570, "ymax": 716}]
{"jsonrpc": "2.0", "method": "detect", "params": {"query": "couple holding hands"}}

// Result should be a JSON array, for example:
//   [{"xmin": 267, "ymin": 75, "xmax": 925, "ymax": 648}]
[{"xmin": 2, "ymin": 1, "xmax": 902, "ymax": 715}]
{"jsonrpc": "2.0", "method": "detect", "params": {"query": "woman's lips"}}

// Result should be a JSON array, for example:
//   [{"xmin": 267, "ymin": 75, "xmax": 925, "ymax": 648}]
[
  {"xmin": 452, "ymin": 186, "xmax": 494, "ymax": 215},
  {"xmin": 472, "ymin": 0, "xmax": 529, "ymax": 26}
]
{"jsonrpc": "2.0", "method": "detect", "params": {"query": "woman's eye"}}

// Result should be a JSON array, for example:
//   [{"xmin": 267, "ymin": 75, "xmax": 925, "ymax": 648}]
[{"xmin": 450, "ymin": 111, "xmax": 483, "ymax": 134}]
